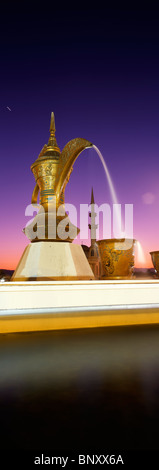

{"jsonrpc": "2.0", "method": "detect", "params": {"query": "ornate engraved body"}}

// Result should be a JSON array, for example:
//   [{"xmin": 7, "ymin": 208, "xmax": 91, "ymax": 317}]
[
  {"xmin": 150, "ymin": 251, "xmax": 159, "ymax": 277},
  {"xmin": 97, "ymin": 239, "xmax": 136, "ymax": 279},
  {"xmin": 25, "ymin": 112, "xmax": 92, "ymax": 242}
]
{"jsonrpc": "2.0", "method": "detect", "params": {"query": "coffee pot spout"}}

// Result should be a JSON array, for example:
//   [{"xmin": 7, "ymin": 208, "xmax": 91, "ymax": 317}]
[{"xmin": 55, "ymin": 137, "xmax": 93, "ymax": 205}]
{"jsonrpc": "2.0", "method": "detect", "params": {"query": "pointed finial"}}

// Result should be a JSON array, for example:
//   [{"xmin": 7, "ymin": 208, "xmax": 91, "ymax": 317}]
[
  {"xmin": 43, "ymin": 111, "xmax": 60, "ymax": 156},
  {"xmin": 50, "ymin": 111, "xmax": 56, "ymax": 134},
  {"xmin": 91, "ymin": 187, "xmax": 95, "ymax": 204}
]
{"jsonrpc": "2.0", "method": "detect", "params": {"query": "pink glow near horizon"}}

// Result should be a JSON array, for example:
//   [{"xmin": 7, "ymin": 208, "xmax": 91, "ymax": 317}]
[{"xmin": 0, "ymin": 198, "xmax": 156, "ymax": 270}]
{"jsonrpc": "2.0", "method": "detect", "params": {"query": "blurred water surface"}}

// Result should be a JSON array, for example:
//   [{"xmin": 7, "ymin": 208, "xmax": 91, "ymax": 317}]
[{"xmin": 0, "ymin": 325, "xmax": 159, "ymax": 451}]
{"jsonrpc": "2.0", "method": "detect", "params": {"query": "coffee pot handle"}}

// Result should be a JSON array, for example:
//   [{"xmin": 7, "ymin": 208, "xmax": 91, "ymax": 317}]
[{"xmin": 31, "ymin": 183, "xmax": 39, "ymax": 205}]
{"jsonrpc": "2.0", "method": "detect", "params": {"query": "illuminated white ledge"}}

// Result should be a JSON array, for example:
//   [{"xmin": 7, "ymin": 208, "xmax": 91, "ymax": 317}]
[
  {"xmin": 0, "ymin": 280, "xmax": 159, "ymax": 333},
  {"xmin": 1, "ymin": 279, "xmax": 159, "ymax": 310}
]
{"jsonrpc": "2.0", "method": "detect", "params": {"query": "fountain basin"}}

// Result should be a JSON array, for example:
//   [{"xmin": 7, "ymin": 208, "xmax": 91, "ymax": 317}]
[
  {"xmin": 97, "ymin": 238, "xmax": 136, "ymax": 280},
  {"xmin": 1, "ymin": 279, "xmax": 159, "ymax": 334},
  {"xmin": 150, "ymin": 251, "xmax": 159, "ymax": 277}
]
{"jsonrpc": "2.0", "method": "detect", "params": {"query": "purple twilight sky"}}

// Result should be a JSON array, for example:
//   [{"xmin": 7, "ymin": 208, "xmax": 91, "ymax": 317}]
[{"xmin": 1, "ymin": 4, "xmax": 159, "ymax": 269}]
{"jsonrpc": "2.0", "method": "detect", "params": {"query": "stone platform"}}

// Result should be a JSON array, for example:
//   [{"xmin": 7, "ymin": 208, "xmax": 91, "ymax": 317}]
[{"xmin": 11, "ymin": 242, "xmax": 94, "ymax": 281}]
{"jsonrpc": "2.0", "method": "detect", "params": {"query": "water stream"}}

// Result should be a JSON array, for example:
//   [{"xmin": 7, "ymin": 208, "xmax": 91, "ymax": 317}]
[
  {"xmin": 92, "ymin": 144, "xmax": 121, "ymax": 236},
  {"xmin": 92, "ymin": 145, "xmax": 146, "ymax": 265},
  {"xmin": 93, "ymin": 145, "xmax": 119, "ymax": 206}
]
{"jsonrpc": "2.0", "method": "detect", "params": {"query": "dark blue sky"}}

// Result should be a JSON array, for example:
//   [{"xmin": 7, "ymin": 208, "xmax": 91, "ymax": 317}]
[{"xmin": 1, "ymin": 4, "xmax": 159, "ymax": 267}]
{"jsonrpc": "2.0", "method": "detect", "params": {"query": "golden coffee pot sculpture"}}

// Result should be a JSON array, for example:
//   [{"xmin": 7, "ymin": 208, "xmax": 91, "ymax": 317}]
[
  {"xmin": 24, "ymin": 112, "xmax": 93, "ymax": 242},
  {"xmin": 12, "ymin": 112, "xmax": 94, "ymax": 280}
]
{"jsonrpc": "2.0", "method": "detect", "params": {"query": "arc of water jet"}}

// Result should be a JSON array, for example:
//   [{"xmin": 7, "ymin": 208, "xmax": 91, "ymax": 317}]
[
  {"xmin": 93, "ymin": 145, "xmax": 118, "ymax": 206},
  {"xmin": 92, "ymin": 144, "xmax": 121, "ymax": 236}
]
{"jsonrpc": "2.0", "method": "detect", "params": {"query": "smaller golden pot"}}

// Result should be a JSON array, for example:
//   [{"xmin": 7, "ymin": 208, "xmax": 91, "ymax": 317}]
[
  {"xmin": 150, "ymin": 251, "xmax": 159, "ymax": 277},
  {"xmin": 97, "ymin": 238, "xmax": 136, "ymax": 280}
]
